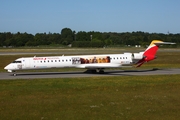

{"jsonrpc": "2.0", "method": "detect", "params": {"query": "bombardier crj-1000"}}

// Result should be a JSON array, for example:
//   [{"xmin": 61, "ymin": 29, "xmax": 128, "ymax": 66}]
[{"xmin": 4, "ymin": 40, "xmax": 175, "ymax": 76}]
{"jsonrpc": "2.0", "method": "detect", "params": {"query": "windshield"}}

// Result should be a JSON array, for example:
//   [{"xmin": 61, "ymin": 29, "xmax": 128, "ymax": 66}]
[{"xmin": 12, "ymin": 61, "xmax": 22, "ymax": 63}]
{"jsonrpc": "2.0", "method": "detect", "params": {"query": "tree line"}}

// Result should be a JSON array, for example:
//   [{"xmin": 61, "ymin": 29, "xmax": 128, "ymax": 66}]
[{"xmin": 0, "ymin": 28, "xmax": 179, "ymax": 47}]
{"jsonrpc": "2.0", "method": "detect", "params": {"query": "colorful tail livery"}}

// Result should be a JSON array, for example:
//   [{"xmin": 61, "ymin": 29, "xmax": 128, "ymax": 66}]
[
  {"xmin": 4, "ymin": 40, "xmax": 175, "ymax": 75},
  {"xmin": 135, "ymin": 40, "xmax": 175, "ymax": 67}
]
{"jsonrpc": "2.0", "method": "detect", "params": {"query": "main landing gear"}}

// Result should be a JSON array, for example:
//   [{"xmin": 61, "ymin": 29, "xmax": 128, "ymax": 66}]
[
  {"xmin": 98, "ymin": 69, "xmax": 105, "ymax": 74},
  {"xmin": 84, "ymin": 69, "xmax": 105, "ymax": 74}
]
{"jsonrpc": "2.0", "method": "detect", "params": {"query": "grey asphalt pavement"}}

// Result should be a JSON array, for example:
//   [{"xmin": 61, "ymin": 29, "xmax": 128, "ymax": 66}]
[{"xmin": 0, "ymin": 68, "xmax": 180, "ymax": 80}]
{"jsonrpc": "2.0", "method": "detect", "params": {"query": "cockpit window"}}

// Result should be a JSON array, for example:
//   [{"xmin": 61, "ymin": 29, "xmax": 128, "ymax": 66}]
[{"xmin": 12, "ymin": 61, "xmax": 22, "ymax": 63}]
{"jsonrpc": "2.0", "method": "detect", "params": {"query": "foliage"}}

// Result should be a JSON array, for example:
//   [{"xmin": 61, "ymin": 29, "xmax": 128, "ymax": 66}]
[{"xmin": 0, "ymin": 28, "xmax": 180, "ymax": 47}]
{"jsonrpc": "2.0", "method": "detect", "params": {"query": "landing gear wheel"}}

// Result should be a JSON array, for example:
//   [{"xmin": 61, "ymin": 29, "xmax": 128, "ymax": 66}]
[
  {"xmin": 99, "ymin": 69, "xmax": 104, "ymax": 74},
  {"xmin": 84, "ymin": 69, "xmax": 97, "ymax": 74},
  {"xmin": 13, "ymin": 73, "xmax": 17, "ymax": 76},
  {"xmin": 98, "ymin": 69, "xmax": 104, "ymax": 74},
  {"xmin": 91, "ymin": 70, "xmax": 97, "ymax": 73},
  {"xmin": 99, "ymin": 70, "xmax": 104, "ymax": 74}
]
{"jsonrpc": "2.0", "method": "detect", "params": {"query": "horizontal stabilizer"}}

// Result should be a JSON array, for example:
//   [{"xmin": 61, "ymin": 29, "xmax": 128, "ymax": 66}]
[
  {"xmin": 148, "ymin": 40, "xmax": 175, "ymax": 47},
  {"xmin": 153, "ymin": 41, "xmax": 176, "ymax": 45}
]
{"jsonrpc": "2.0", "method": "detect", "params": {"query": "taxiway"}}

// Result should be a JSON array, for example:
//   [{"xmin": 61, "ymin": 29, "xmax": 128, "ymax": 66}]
[{"xmin": 1, "ymin": 68, "xmax": 180, "ymax": 80}]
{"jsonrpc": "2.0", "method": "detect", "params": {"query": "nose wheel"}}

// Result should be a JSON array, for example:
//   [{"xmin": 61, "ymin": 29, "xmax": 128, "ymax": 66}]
[{"xmin": 12, "ymin": 71, "xmax": 17, "ymax": 76}]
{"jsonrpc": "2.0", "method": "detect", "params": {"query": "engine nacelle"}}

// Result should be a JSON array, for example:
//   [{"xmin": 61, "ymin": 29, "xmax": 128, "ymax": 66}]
[{"xmin": 132, "ymin": 52, "xmax": 144, "ymax": 60}]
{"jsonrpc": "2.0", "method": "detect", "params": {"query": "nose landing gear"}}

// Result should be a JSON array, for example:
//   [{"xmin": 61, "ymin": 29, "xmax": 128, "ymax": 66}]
[
  {"xmin": 11, "ymin": 70, "xmax": 17, "ymax": 76},
  {"xmin": 13, "ymin": 73, "xmax": 17, "ymax": 76}
]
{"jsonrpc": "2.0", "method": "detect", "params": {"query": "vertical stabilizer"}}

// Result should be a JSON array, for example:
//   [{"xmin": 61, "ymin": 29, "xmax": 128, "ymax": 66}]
[{"xmin": 135, "ymin": 40, "xmax": 175, "ymax": 67}]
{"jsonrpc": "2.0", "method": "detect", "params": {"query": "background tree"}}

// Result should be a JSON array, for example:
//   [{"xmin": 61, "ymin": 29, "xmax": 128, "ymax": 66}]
[
  {"xmin": 76, "ymin": 31, "xmax": 89, "ymax": 41},
  {"xmin": 61, "ymin": 28, "xmax": 73, "ymax": 45},
  {"xmin": 0, "ymin": 28, "xmax": 179, "ymax": 47}
]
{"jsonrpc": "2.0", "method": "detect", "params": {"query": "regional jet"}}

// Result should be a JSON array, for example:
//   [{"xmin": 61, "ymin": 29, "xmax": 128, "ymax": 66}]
[{"xmin": 4, "ymin": 40, "xmax": 175, "ymax": 76}]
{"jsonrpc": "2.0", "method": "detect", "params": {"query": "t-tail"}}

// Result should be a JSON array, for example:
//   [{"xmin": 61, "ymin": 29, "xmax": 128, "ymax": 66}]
[{"xmin": 134, "ymin": 40, "xmax": 175, "ymax": 67}]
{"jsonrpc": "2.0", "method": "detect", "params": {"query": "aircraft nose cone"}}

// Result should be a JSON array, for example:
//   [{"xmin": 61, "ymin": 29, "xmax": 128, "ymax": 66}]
[
  {"xmin": 4, "ymin": 64, "xmax": 11, "ymax": 70},
  {"xmin": 4, "ymin": 65, "xmax": 8, "ymax": 70},
  {"xmin": 4, "ymin": 64, "xmax": 14, "ymax": 73}
]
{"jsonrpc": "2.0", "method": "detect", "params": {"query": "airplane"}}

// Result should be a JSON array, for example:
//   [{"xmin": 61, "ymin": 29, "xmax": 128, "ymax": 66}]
[{"xmin": 4, "ymin": 40, "xmax": 175, "ymax": 76}]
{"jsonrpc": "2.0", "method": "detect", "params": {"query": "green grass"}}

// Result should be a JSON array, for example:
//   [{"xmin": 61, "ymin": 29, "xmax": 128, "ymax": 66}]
[{"xmin": 0, "ymin": 75, "xmax": 180, "ymax": 119}]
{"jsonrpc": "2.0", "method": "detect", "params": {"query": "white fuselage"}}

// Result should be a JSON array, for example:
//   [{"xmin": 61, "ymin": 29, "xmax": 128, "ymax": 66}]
[{"xmin": 4, "ymin": 53, "xmax": 136, "ymax": 72}]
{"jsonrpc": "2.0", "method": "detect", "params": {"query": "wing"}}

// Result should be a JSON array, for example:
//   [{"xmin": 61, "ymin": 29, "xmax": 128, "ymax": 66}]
[{"xmin": 75, "ymin": 63, "xmax": 122, "ymax": 69}]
